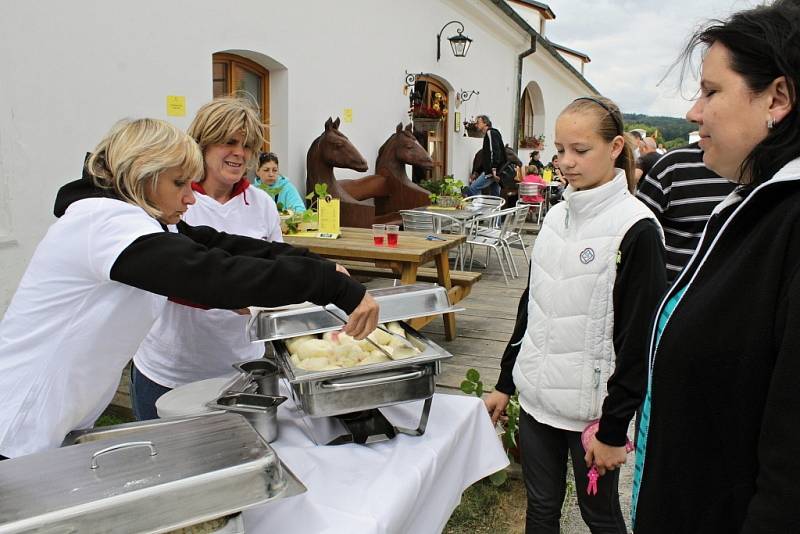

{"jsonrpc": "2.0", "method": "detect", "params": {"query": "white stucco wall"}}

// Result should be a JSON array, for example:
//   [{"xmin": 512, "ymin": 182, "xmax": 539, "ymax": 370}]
[
  {"xmin": 518, "ymin": 45, "xmax": 597, "ymax": 165},
  {"xmin": 0, "ymin": 0, "xmax": 594, "ymax": 315}
]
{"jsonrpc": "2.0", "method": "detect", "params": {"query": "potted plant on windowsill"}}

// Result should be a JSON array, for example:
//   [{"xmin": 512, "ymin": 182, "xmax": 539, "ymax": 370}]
[
  {"xmin": 520, "ymin": 134, "xmax": 545, "ymax": 150},
  {"xmin": 411, "ymin": 104, "xmax": 445, "ymax": 133}
]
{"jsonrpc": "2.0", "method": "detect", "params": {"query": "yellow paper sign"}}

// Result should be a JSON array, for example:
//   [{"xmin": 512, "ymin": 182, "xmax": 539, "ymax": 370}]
[
  {"xmin": 166, "ymin": 96, "xmax": 186, "ymax": 117},
  {"xmin": 343, "ymin": 108, "xmax": 353, "ymax": 123},
  {"xmin": 317, "ymin": 198, "xmax": 340, "ymax": 237}
]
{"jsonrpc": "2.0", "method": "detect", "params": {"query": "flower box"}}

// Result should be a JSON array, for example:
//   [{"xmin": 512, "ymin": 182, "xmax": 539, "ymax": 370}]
[{"xmin": 435, "ymin": 195, "xmax": 462, "ymax": 208}]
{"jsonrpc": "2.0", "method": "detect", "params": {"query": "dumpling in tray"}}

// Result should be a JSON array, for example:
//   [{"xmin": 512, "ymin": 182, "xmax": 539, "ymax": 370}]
[
  {"xmin": 285, "ymin": 335, "xmax": 317, "ymax": 354},
  {"xmin": 294, "ymin": 338, "xmax": 335, "ymax": 360}
]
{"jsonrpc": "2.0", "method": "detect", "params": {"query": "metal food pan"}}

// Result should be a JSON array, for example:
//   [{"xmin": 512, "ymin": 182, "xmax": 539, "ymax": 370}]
[
  {"xmin": 0, "ymin": 413, "xmax": 305, "ymax": 534},
  {"xmin": 272, "ymin": 322, "xmax": 451, "ymax": 417},
  {"xmin": 285, "ymin": 362, "xmax": 438, "ymax": 417},
  {"xmin": 274, "ymin": 320, "xmax": 452, "ymax": 383},
  {"xmin": 249, "ymin": 283, "xmax": 463, "ymax": 343}
]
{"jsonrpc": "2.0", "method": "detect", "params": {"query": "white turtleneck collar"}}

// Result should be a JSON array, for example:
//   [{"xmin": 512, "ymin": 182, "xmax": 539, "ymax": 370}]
[{"xmin": 561, "ymin": 169, "xmax": 630, "ymax": 227}]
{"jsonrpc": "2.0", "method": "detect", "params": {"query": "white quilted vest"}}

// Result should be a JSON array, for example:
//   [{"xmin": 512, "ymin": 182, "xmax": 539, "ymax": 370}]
[{"xmin": 512, "ymin": 170, "xmax": 661, "ymax": 432}]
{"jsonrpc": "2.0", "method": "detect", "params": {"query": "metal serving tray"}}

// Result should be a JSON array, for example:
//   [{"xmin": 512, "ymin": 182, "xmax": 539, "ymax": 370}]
[
  {"xmin": 248, "ymin": 283, "xmax": 462, "ymax": 343},
  {"xmin": 0, "ymin": 413, "xmax": 305, "ymax": 534},
  {"xmin": 273, "ymin": 322, "xmax": 452, "ymax": 417}
]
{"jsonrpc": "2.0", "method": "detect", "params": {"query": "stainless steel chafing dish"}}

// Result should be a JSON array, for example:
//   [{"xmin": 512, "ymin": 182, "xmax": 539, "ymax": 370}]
[
  {"xmin": 248, "ymin": 284, "xmax": 459, "ymax": 444},
  {"xmin": 0, "ymin": 413, "xmax": 305, "ymax": 534}
]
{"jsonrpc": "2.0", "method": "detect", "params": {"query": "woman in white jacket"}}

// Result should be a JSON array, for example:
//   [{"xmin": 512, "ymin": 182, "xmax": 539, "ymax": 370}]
[
  {"xmin": 484, "ymin": 96, "xmax": 667, "ymax": 533},
  {"xmin": 0, "ymin": 118, "xmax": 378, "ymax": 459}
]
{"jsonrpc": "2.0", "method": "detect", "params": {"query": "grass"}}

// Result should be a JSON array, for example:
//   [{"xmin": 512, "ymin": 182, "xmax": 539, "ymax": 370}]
[
  {"xmin": 95, "ymin": 410, "xmax": 134, "ymax": 427},
  {"xmin": 444, "ymin": 475, "xmax": 526, "ymax": 534}
]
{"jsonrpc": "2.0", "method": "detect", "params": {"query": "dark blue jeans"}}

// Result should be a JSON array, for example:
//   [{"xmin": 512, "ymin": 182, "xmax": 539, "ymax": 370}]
[
  {"xmin": 466, "ymin": 172, "xmax": 501, "ymax": 197},
  {"xmin": 519, "ymin": 410, "xmax": 627, "ymax": 534},
  {"xmin": 130, "ymin": 363, "xmax": 172, "ymax": 421}
]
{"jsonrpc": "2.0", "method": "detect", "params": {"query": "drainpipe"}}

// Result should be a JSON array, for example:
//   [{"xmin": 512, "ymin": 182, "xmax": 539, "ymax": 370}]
[{"xmin": 513, "ymin": 35, "xmax": 537, "ymax": 149}]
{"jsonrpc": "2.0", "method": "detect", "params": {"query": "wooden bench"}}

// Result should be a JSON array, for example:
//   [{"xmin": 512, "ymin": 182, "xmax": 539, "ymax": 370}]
[{"xmin": 339, "ymin": 260, "xmax": 481, "ymax": 331}]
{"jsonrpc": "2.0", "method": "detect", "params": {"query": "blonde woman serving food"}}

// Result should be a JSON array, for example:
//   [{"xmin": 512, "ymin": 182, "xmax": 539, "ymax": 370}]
[
  {"xmin": 131, "ymin": 98, "xmax": 299, "ymax": 420},
  {"xmin": 0, "ymin": 118, "xmax": 378, "ymax": 459}
]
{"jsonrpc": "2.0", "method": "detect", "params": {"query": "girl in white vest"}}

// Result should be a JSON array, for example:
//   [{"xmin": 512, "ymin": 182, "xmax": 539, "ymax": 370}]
[{"xmin": 484, "ymin": 96, "xmax": 667, "ymax": 533}]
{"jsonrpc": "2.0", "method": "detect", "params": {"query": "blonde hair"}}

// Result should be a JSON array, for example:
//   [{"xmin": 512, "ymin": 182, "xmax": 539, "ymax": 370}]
[
  {"xmin": 86, "ymin": 118, "xmax": 204, "ymax": 220},
  {"xmin": 561, "ymin": 96, "xmax": 636, "ymax": 192},
  {"xmin": 188, "ymin": 96, "xmax": 266, "ymax": 174}
]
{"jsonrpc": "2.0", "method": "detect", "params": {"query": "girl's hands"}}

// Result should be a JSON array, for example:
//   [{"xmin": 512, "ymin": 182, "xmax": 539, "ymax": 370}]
[
  {"xmin": 584, "ymin": 436, "xmax": 628, "ymax": 476},
  {"xmin": 484, "ymin": 390, "xmax": 511, "ymax": 425}
]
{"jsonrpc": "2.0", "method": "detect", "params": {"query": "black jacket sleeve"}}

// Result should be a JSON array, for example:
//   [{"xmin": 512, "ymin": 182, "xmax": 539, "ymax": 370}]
[
  {"xmin": 494, "ymin": 275, "xmax": 530, "ymax": 395},
  {"xmin": 741, "ymin": 262, "xmax": 800, "ymax": 532},
  {"xmin": 481, "ymin": 128, "xmax": 506, "ymax": 174},
  {"xmin": 176, "ymin": 221, "xmax": 325, "ymax": 261},
  {"xmin": 109, "ymin": 229, "xmax": 365, "ymax": 314},
  {"xmin": 596, "ymin": 218, "xmax": 667, "ymax": 446}
]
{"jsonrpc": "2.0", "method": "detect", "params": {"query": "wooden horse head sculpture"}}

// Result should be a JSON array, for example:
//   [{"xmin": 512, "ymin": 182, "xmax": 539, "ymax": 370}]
[
  {"xmin": 306, "ymin": 117, "xmax": 372, "ymax": 227},
  {"xmin": 338, "ymin": 123, "xmax": 434, "ymax": 226}
]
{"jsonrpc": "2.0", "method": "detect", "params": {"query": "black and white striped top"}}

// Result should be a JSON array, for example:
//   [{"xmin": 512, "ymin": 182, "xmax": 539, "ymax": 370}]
[{"xmin": 636, "ymin": 143, "xmax": 737, "ymax": 282}]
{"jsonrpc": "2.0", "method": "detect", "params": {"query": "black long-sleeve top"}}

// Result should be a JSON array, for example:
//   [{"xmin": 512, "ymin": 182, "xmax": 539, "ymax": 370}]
[
  {"xmin": 54, "ymin": 172, "xmax": 366, "ymax": 314},
  {"xmin": 495, "ymin": 218, "xmax": 667, "ymax": 446},
  {"xmin": 480, "ymin": 127, "xmax": 507, "ymax": 175}
]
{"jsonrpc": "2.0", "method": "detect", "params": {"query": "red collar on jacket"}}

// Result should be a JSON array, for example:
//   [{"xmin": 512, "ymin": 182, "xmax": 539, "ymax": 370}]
[{"xmin": 191, "ymin": 178, "xmax": 250, "ymax": 205}]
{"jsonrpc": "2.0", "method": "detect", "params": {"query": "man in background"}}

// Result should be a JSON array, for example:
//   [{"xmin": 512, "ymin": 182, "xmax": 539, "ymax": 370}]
[
  {"xmin": 636, "ymin": 142, "xmax": 736, "ymax": 282},
  {"xmin": 635, "ymin": 137, "xmax": 661, "ymax": 187},
  {"xmin": 465, "ymin": 114, "xmax": 506, "ymax": 197}
]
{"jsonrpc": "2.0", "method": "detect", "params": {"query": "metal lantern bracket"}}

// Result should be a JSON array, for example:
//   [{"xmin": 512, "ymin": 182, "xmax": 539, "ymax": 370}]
[{"xmin": 457, "ymin": 89, "xmax": 479, "ymax": 103}]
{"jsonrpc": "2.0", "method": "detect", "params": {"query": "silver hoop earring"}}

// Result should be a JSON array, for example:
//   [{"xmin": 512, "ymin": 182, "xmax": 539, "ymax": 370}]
[{"xmin": 767, "ymin": 117, "xmax": 775, "ymax": 129}]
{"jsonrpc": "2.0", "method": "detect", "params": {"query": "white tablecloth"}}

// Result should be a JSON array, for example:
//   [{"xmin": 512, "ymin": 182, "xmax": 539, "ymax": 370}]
[{"xmin": 242, "ymin": 391, "xmax": 508, "ymax": 534}]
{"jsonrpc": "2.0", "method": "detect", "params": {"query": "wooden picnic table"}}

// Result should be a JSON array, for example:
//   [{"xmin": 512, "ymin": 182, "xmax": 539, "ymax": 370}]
[{"xmin": 285, "ymin": 227, "xmax": 466, "ymax": 339}]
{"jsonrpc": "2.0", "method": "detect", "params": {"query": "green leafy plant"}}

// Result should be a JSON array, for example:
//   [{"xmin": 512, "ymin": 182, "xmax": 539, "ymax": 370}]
[
  {"xmin": 256, "ymin": 182, "xmax": 289, "ymax": 214},
  {"xmin": 305, "ymin": 182, "xmax": 329, "ymax": 211},
  {"xmin": 282, "ymin": 183, "xmax": 329, "ymax": 234},
  {"xmin": 461, "ymin": 368, "xmax": 520, "ymax": 486},
  {"xmin": 422, "ymin": 175, "xmax": 464, "ymax": 205}
]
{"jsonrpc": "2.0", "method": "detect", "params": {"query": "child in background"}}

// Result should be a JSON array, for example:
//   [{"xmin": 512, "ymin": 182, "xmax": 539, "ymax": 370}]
[{"xmin": 520, "ymin": 165, "xmax": 546, "ymax": 204}]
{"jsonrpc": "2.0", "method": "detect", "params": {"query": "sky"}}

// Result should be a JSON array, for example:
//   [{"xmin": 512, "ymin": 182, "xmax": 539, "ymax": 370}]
[{"xmin": 542, "ymin": 0, "xmax": 763, "ymax": 118}]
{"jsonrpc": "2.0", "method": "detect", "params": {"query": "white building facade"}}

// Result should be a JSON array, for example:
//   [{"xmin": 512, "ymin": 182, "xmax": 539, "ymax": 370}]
[{"xmin": 0, "ymin": 0, "xmax": 596, "ymax": 313}]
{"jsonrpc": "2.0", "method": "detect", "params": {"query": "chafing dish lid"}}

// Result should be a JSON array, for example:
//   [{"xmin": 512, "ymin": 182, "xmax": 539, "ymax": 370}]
[
  {"xmin": 248, "ymin": 283, "xmax": 462, "ymax": 342},
  {"xmin": 0, "ymin": 413, "xmax": 304, "ymax": 534}
]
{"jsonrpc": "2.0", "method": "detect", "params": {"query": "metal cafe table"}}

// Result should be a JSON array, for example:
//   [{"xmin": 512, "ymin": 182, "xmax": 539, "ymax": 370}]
[{"xmin": 284, "ymin": 227, "xmax": 466, "ymax": 339}]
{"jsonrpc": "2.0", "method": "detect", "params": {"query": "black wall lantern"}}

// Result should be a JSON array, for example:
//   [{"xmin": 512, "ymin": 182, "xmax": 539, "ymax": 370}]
[{"xmin": 436, "ymin": 20, "xmax": 473, "ymax": 61}]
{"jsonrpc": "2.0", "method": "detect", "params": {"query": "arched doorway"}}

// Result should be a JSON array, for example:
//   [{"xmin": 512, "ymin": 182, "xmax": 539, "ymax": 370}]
[
  {"xmin": 411, "ymin": 76, "xmax": 450, "ymax": 182},
  {"xmin": 519, "ymin": 81, "xmax": 545, "ymax": 153},
  {"xmin": 212, "ymin": 52, "xmax": 270, "ymax": 150}
]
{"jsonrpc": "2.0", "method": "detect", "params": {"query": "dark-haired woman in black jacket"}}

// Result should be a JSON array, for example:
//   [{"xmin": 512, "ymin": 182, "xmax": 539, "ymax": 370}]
[{"xmin": 632, "ymin": 1, "xmax": 800, "ymax": 532}]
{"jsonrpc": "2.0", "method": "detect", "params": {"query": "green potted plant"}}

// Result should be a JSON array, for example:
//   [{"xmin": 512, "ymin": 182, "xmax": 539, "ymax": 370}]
[
  {"xmin": 428, "ymin": 175, "xmax": 464, "ymax": 208},
  {"xmin": 463, "ymin": 117, "xmax": 482, "ymax": 138},
  {"xmin": 282, "ymin": 183, "xmax": 329, "ymax": 234}
]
